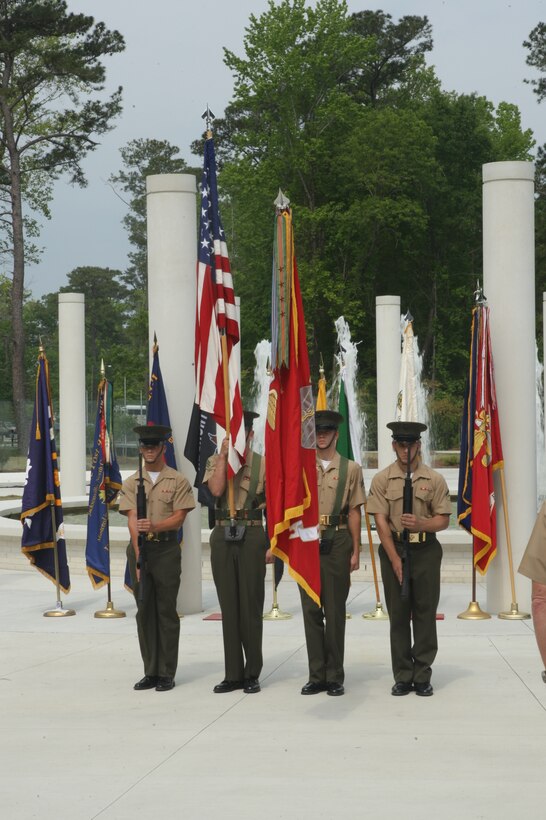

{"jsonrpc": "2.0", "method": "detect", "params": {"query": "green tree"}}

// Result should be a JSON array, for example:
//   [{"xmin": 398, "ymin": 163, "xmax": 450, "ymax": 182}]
[
  {"xmin": 213, "ymin": 0, "xmax": 439, "ymax": 385},
  {"xmin": 0, "ymin": 273, "xmax": 13, "ymax": 400},
  {"xmin": 58, "ymin": 267, "xmax": 130, "ymax": 399},
  {"xmin": 209, "ymin": 0, "xmax": 536, "ymax": 446},
  {"xmin": 0, "ymin": 0, "xmax": 124, "ymax": 450},
  {"xmin": 109, "ymin": 138, "xmax": 191, "ymax": 291},
  {"xmin": 524, "ymin": 22, "xmax": 546, "ymax": 102},
  {"xmin": 345, "ymin": 10, "xmax": 433, "ymax": 106}
]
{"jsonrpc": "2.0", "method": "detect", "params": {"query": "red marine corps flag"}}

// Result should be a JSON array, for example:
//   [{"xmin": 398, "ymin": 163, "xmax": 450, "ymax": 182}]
[
  {"xmin": 458, "ymin": 300, "xmax": 504, "ymax": 574},
  {"xmin": 265, "ymin": 191, "xmax": 321, "ymax": 605}
]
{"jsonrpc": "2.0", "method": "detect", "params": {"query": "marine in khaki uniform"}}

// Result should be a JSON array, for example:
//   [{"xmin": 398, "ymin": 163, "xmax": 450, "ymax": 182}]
[
  {"xmin": 300, "ymin": 410, "xmax": 366, "ymax": 697},
  {"xmin": 119, "ymin": 425, "xmax": 195, "ymax": 692},
  {"xmin": 518, "ymin": 500, "xmax": 546, "ymax": 683},
  {"xmin": 204, "ymin": 411, "xmax": 269, "ymax": 695},
  {"xmin": 367, "ymin": 421, "xmax": 450, "ymax": 697}
]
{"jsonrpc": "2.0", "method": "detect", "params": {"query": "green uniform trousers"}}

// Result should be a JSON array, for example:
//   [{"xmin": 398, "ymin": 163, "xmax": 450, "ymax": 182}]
[
  {"xmin": 126, "ymin": 539, "xmax": 181, "ymax": 679},
  {"xmin": 299, "ymin": 530, "xmax": 352, "ymax": 684},
  {"xmin": 210, "ymin": 524, "xmax": 267, "ymax": 681},
  {"xmin": 379, "ymin": 538, "xmax": 442, "ymax": 685}
]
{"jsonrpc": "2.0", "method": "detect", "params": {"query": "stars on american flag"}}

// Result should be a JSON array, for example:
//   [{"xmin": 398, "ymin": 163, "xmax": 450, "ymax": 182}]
[{"xmin": 199, "ymin": 167, "xmax": 226, "ymax": 267}]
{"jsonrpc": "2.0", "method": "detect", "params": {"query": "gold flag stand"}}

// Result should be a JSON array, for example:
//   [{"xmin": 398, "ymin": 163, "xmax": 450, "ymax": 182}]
[
  {"xmin": 458, "ymin": 564, "xmax": 491, "ymax": 619},
  {"xmin": 362, "ymin": 506, "xmax": 389, "ymax": 620},
  {"xmin": 497, "ymin": 468, "xmax": 530, "ymax": 620},
  {"xmin": 263, "ymin": 566, "xmax": 292, "ymax": 620},
  {"xmin": 43, "ymin": 503, "xmax": 75, "ymax": 617},
  {"xmin": 95, "ymin": 580, "xmax": 126, "ymax": 618}
]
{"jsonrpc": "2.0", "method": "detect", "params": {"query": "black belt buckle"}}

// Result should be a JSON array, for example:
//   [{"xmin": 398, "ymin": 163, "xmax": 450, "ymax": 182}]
[
  {"xmin": 319, "ymin": 537, "xmax": 333, "ymax": 555},
  {"xmin": 224, "ymin": 524, "xmax": 246, "ymax": 542}
]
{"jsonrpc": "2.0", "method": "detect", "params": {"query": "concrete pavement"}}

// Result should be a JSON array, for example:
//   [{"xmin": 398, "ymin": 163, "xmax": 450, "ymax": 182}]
[{"xmin": 0, "ymin": 568, "xmax": 545, "ymax": 820}]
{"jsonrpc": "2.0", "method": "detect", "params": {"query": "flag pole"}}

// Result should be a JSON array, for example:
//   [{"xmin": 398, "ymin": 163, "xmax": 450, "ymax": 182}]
[
  {"xmin": 43, "ymin": 502, "xmax": 76, "ymax": 617},
  {"xmin": 362, "ymin": 504, "xmax": 389, "ymax": 619},
  {"xmin": 205, "ymin": 112, "xmax": 236, "ymax": 522},
  {"xmin": 220, "ymin": 332, "xmax": 236, "ymax": 520},
  {"xmin": 93, "ymin": 362, "xmax": 125, "ymax": 619},
  {"xmin": 497, "ymin": 467, "xmax": 530, "ymax": 619},
  {"xmin": 263, "ymin": 567, "xmax": 292, "ymax": 620}
]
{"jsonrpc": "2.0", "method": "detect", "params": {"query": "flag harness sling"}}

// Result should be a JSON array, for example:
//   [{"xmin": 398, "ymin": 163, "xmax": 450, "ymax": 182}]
[
  {"xmin": 221, "ymin": 453, "xmax": 262, "ymax": 542},
  {"xmin": 319, "ymin": 456, "xmax": 348, "ymax": 555}
]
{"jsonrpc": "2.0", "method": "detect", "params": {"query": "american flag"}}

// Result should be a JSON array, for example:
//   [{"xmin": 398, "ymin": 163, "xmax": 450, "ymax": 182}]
[{"xmin": 193, "ymin": 136, "xmax": 244, "ymax": 477}]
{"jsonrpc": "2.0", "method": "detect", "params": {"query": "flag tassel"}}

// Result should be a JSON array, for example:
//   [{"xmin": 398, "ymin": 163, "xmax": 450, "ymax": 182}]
[{"xmin": 42, "ymin": 502, "xmax": 76, "ymax": 618}]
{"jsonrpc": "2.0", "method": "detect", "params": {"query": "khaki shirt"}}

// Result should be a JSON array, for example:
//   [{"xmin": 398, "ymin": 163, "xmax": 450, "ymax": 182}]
[
  {"xmin": 519, "ymin": 500, "xmax": 546, "ymax": 584},
  {"xmin": 118, "ymin": 465, "xmax": 195, "ymax": 522},
  {"xmin": 367, "ymin": 460, "xmax": 451, "ymax": 532},
  {"xmin": 317, "ymin": 452, "xmax": 366, "ymax": 515},
  {"xmin": 203, "ymin": 450, "xmax": 265, "ymax": 510}
]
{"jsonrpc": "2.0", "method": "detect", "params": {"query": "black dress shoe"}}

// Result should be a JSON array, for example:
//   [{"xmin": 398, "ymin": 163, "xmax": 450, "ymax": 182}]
[
  {"xmin": 155, "ymin": 676, "xmax": 175, "ymax": 691},
  {"xmin": 301, "ymin": 681, "xmax": 327, "ymax": 695},
  {"xmin": 133, "ymin": 675, "xmax": 158, "ymax": 691},
  {"xmin": 414, "ymin": 682, "xmax": 433, "ymax": 697},
  {"xmin": 391, "ymin": 681, "xmax": 413, "ymax": 696},
  {"xmin": 213, "ymin": 679, "xmax": 244, "ymax": 693},
  {"xmin": 243, "ymin": 677, "xmax": 261, "ymax": 694},
  {"xmin": 326, "ymin": 682, "xmax": 345, "ymax": 697}
]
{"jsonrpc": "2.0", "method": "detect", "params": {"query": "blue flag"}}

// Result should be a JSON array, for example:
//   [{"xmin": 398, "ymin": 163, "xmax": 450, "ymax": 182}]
[
  {"xmin": 147, "ymin": 338, "xmax": 177, "ymax": 468},
  {"xmin": 86, "ymin": 377, "xmax": 123, "ymax": 588},
  {"xmin": 21, "ymin": 351, "xmax": 70, "ymax": 592}
]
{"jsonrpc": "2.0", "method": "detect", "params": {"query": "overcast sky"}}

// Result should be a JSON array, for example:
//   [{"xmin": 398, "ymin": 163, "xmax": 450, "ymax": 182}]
[{"xmin": 24, "ymin": 0, "xmax": 546, "ymax": 298}]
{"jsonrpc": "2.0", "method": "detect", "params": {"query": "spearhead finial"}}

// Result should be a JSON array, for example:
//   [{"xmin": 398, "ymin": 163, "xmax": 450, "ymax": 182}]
[
  {"xmin": 274, "ymin": 189, "xmax": 290, "ymax": 212},
  {"xmin": 202, "ymin": 105, "xmax": 215, "ymax": 137},
  {"xmin": 474, "ymin": 280, "xmax": 486, "ymax": 304},
  {"xmin": 100, "ymin": 358, "xmax": 105, "ymax": 378}
]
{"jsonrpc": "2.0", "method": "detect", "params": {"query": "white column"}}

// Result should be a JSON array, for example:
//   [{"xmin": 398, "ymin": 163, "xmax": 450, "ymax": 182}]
[
  {"xmin": 483, "ymin": 161, "xmax": 535, "ymax": 614},
  {"xmin": 58, "ymin": 292, "xmax": 86, "ymax": 497},
  {"xmin": 146, "ymin": 174, "xmax": 201, "ymax": 615},
  {"xmin": 376, "ymin": 295, "xmax": 401, "ymax": 469}
]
